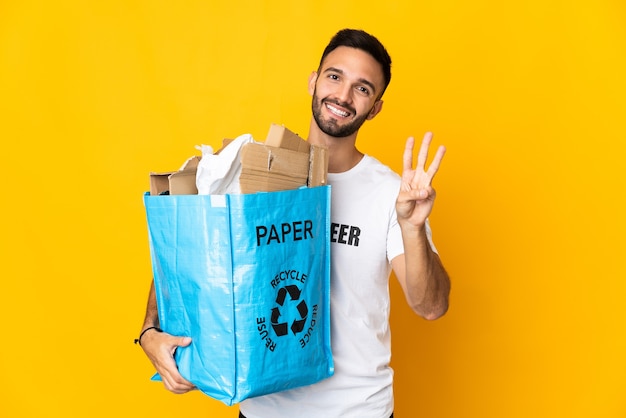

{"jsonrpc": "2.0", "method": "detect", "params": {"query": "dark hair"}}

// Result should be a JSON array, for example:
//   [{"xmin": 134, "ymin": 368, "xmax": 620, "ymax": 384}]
[{"xmin": 318, "ymin": 28, "xmax": 392, "ymax": 98}]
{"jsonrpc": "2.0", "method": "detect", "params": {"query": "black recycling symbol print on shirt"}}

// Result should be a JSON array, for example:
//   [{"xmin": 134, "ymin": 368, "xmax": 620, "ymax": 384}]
[{"xmin": 271, "ymin": 285, "xmax": 308, "ymax": 337}]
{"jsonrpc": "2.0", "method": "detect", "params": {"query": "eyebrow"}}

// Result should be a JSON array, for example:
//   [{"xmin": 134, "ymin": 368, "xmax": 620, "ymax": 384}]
[{"xmin": 323, "ymin": 66, "xmax": 378, "ymax": 95}]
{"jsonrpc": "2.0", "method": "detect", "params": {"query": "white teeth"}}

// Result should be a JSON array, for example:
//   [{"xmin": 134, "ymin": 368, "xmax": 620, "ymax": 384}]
[{"xmin": 326, "ymin": 103, "xmax": 349, "ymax": 117}]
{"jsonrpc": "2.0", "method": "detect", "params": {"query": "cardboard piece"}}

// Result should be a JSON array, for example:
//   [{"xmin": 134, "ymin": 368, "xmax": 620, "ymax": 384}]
[
  {"xmin": 308, "ymin": 144, "xmax": 329, "ymax": 188},
  {"xmin": 150, "ymin": 156, "xmax": 200, "ymax": 196},
  {"xmin": 239, "ymin": 144, "xmax": 310, "ymax": 194},
  {"xmin": 265, "ymin": 123, "xmax": 310, "ymax": 153},
  {"xmin": 238, "ymin": 124, "xmax": 328, "ymax": 193}
]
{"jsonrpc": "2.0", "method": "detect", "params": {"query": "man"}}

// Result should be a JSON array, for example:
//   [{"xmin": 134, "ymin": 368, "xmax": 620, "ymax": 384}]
[{"xmin": 137, "ymin": 28, "xmax": 450, "ymax": 418}]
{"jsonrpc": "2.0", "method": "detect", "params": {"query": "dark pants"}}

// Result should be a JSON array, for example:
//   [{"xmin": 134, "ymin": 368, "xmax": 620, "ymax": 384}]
[{"xmin": 239, "ymin": 413, "xmax": 393, "ymax": 418}]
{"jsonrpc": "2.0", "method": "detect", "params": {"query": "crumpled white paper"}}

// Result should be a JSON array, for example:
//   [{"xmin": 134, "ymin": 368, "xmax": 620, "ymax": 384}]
[{"xmin": 195, "ymin": 133, "xmax": 256, "ymax": 195}]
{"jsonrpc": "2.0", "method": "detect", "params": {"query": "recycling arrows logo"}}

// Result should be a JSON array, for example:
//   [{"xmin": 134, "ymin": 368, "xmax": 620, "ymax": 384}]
[{"xmin": 271, "ymin": 285, "xmax": 308, "ymax": 337}]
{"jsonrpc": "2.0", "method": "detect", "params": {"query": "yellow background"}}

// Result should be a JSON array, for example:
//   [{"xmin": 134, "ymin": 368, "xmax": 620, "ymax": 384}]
[{"xmin": 1, "ymin": 1, "xmax": 625, "ymax": 417}]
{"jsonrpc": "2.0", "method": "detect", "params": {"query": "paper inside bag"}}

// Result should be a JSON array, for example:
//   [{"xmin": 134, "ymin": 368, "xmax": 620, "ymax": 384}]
[{"xmin": 195, "ymin": 134, "xmax": 256, "ymax": 195}]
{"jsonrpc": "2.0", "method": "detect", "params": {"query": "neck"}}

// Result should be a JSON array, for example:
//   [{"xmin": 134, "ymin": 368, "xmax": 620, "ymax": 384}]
[{"xmin": 307, "ymin": 118, "xmax": 364, "ymax": 173}]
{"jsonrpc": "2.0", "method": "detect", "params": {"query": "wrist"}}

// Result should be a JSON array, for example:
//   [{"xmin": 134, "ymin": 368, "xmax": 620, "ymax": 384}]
[
  {"xmin": 398, "ymin": 219, "xmax": 427, "ymax": 234},
  {"xmin": 134, "ymin": 326, "xmax": 163, "ymax": 346}
]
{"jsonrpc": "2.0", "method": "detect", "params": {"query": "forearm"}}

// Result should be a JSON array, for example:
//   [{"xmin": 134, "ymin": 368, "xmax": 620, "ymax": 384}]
[
  {"xmin": 140, "ymin": 281, "xmax": 160, "ymax": 331},
  {"xmin": 399, "ymin": 223, "xmax": 450, "ymax": 320}
]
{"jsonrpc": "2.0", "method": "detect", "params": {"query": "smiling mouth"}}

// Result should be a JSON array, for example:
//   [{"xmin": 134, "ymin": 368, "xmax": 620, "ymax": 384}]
[{"xmin": 325, "ymin": 102, "xmax": 351, "ymax": 118}]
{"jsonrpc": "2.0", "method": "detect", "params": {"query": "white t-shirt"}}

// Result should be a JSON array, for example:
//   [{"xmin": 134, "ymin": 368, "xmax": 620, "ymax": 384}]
[{"xmin": 240, "ymin": 155, "xmax": 432, "ymax": 418}]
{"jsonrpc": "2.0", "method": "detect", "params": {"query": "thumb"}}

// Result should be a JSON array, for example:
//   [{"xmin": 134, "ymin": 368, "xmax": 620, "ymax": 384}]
[{"xmin": 176, "ymin": 336, "xmax": 192, "ymax": 347}]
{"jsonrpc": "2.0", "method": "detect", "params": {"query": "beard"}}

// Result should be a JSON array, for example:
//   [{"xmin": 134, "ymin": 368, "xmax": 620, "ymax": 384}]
[{"xmin": 311, "ymin": 90, "xmax": 371, "ymax": 138}]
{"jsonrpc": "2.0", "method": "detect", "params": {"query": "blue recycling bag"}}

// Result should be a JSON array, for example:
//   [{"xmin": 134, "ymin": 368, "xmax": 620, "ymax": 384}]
[{"xmin": 143, "ymin": 186, "xmax": 333, "ymax": 405}]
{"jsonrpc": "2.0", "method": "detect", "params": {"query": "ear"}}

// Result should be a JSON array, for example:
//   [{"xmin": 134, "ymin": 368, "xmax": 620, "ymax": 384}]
[
  {"xmin": 308, "ymin": 71, "xmax": 318, "ymax": 96},
  {"xmin": 366, "ymin": 100, "xmax": 384, "ymax": 120}
]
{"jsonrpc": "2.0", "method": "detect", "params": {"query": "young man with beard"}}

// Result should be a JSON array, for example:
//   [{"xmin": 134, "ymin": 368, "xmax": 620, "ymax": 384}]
[{"xmin": 137, "ymin": 28, "xmax": 451, "ymax": 418}]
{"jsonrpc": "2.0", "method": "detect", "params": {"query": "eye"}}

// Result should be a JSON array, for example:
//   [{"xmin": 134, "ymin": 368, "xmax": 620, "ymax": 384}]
[
  {"xmin": 356, "ymin": 86, "xmax": 370, "ymax": 96},
  {"xmin": 328, "ymin": 74, "xmax": 340, "ymax": 81}
]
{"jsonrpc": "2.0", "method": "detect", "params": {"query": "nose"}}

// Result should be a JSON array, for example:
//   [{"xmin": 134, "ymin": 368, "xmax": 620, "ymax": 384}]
[{"xmin": 335, "ymin": 82, "xmax": 353, "ymax": 105}]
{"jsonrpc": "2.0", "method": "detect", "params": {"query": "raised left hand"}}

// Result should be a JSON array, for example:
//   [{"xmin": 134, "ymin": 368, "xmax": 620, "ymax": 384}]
[{"xmin": 396, "ymin": 132, "xmax": 446, "ymax": 229}]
